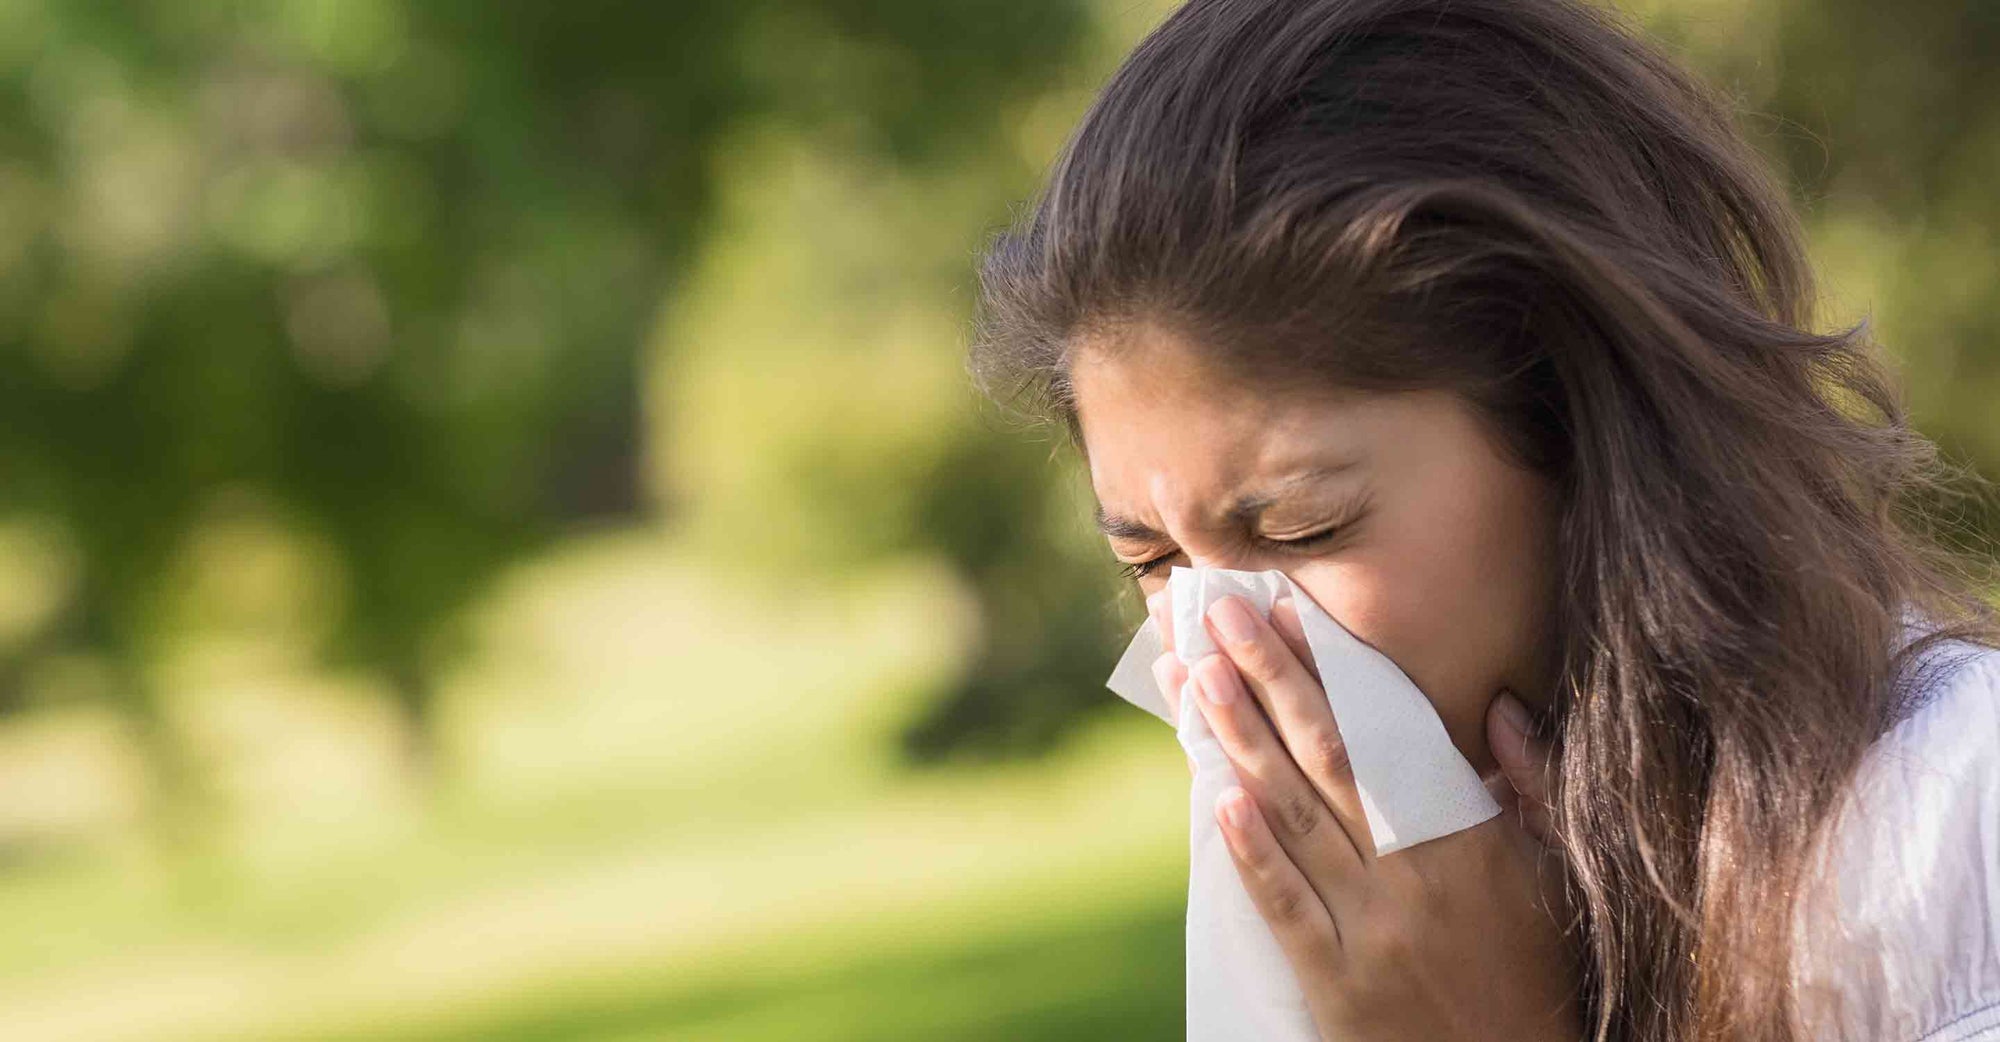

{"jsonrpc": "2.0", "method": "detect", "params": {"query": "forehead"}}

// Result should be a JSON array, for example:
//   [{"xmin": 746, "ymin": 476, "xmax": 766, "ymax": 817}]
[{"xmin": 1069, "ymin": 326, "xmax": 1365, "ymax": 512}]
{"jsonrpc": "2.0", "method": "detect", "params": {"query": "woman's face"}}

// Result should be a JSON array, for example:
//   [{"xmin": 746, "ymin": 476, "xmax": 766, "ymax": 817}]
[{"xmin": 1070, "ymin": 325, "xmax": 1561, "ymax": 774}]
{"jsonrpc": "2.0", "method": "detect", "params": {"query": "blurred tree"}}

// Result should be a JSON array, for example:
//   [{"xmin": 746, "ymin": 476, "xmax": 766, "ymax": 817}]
[
  {"xmin": 1644, "ymin": 0, "xmax": 2000, "ymax": 566},
  {"xmin": 898, "ymin": 424, "xmax": 1136, "ymax": 763},
  {"xmin": 0, "ymin": 0, "xmax": 1091, "ymax": 790},
  {"xmin": 1763, "ymin": 0, "xmax": 2000, "ymax": 541}
]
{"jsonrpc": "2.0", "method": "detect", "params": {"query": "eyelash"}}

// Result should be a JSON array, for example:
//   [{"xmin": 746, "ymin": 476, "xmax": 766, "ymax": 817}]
[{"xmin": 1115, "ymin": 508, "xmax": 1363, "ymax": 582}]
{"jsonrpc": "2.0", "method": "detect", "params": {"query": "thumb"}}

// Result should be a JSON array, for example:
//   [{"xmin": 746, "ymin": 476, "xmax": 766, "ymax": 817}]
[{"xmin": 1486, "ymin": 688, "xmax": 1557, "ymax": 847}]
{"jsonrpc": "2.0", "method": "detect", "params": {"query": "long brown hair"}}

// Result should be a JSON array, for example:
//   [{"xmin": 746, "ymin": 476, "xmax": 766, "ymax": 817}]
[{"xmin": 966, "ymin": 0, "xmax": 2000, "ymax": 1038}]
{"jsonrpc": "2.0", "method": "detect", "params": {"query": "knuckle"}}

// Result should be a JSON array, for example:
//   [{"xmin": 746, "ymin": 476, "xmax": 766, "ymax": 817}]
[
  {"xmin": 1276, "ymin": 789, "xmax": 1324, "ymax": 840},
  {"xmin": 1300, "ymin": 728, "xmax": 1351, "ymax": 781},
  {"xmin": 1379, "ymin": 923, "xmax": 1417, "ymax": 965},
  {"xmin": 1265, "ymin": 881, "xmax": 1316, "ymax": 927},
  {"xmin": 1356, "ymin": 914, "xmax": 1415, "ymax": 966},
  {"xmin": 1233, "ymin": 835, "xmax": 1268, "ymax": 871},
  {"xmin": 1231, "ymin": 637, "xmax": 1280, "ymax": 679}
]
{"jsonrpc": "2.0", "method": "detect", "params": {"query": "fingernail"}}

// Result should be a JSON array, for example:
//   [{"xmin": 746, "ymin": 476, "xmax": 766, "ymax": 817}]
[
  {"xmin": 1196, "ymin": 657, "xmax": 1238, "ymax": 706},
  {"xmin": 1220, "ymin": 788, "xmax": 1251, "ymax": 829},
  {"xmin": 1496, "ymin": 689, "xmax": 1534, "ymax": 736},
  {"xmin": 1207, "ymin": 596, "xmax": 1257, "ymax": 643}
]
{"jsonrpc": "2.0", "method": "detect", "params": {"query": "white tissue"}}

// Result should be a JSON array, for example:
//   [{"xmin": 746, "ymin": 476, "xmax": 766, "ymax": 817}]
[{"xmin": 1104, "ymin": 565, "xmax": 1502, "ymax": 1041}]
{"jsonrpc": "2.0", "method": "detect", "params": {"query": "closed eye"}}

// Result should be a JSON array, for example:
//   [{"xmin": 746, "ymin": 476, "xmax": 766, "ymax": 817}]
[
  {"xmin": 1113, "ymin": 503, "xmax": 1366, "ymax": 581},
  {"xmin": 1114, "ymin": 555, "xmax": 1174, "ymax": 582}
]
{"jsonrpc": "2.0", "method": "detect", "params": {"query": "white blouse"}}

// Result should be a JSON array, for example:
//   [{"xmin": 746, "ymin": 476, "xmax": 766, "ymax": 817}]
[{"xmin": 1792, "ymin": 627, "xmax": 2000, "ymax": 1041}]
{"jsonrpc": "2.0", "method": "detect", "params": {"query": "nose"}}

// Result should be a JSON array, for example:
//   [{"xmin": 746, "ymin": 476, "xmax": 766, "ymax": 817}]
[
  {"xmin": 1181, "ymin": 542, "xmax": 1284, "ymax": 574},
  {"xmin": 1183, "ymin": 550, "xmax": 1231, "ymax": 571},
  {"xmin": 1151, "ymin": 502, "xmax": 1285, "ymax": 574}
]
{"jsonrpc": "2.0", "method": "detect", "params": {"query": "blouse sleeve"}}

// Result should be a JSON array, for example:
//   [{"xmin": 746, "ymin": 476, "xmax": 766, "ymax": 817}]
[{"xmin": 1793, "ymin": 643, "xmax": 2000, "ymax": 1042}]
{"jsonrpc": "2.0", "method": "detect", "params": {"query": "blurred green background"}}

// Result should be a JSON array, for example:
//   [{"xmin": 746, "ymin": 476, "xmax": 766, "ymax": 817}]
[{"xmin": 0, "ymin": 0, "xmax": 1994, "ymax": 1039}]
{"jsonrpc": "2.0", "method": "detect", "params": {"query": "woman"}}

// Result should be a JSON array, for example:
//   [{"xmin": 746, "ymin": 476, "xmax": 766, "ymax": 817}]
[{"xmin": 967, "ymin": 0, "xmax": 2000, "ymax": 1039}]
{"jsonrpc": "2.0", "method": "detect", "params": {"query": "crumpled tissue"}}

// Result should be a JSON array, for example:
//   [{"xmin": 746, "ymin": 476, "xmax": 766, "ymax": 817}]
[{"xmin": 1104, "ymin": 565, "xmax": 1501, "ymax": 1041}]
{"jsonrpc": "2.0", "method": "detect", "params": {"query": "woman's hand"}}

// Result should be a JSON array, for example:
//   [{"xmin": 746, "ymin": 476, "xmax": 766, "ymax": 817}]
[{"xmin": 1147, "ymin": 590, "xmax": 1581, "ymax": 1042}]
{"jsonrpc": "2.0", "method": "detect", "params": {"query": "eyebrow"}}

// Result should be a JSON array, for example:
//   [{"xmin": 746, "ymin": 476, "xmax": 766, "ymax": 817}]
[{"xmin": 1093, "ymin": 461, "xmax": 1360, "ymax": 541}]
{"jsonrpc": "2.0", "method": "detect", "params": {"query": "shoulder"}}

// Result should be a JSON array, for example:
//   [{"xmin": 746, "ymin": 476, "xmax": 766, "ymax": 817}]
[{"xmin": 1793, "ymin": 634, "xmax": 2000, "ymax": 1042}]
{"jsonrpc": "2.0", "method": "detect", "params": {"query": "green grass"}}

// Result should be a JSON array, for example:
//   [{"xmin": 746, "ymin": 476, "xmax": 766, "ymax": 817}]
[{"xmin": 267, "ymin": 895, "xmax": 1184, "ymax": 1042}]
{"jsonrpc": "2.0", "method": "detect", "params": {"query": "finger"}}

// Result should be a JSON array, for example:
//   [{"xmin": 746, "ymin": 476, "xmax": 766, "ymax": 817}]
[
  {"xmin": 1204, "ymin": 596, "xmax": 1371, "ymax": 861},
  {"xmin": 1216, "ymin": 786, "xmax": 1346, "ymax": 972},
  {"xmin": 1482, "ymin": 766, "xmax": 1522, "ymax": 816},
  {"xmin": 1192, "ymin": 653, "xmax": 1366, "ymax": 889},
  {"xmin": 1267, "ymin": 597, "xmax": 1320, "ymax": 685},
  {"xmin": 1488, "ymin": 689, "xmax": 1557, "ymax": 846},
  {"xmin": 1147, "ymin": 588, "xmax": 1173, "ymax": 658},
  {"xmin": 1151, "ymin": 652, "xmax": 1195, "ymax": 774},
  {"xmin": 1152, "ymin": 651, "xmax": 1187, "ymax": 722}
]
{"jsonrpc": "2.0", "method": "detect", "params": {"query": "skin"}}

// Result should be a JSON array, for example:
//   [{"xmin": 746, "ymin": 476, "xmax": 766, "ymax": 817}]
[{"xmin": 1071, "ymin": 323, "xmax": 1579, "ymax": 1041}]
